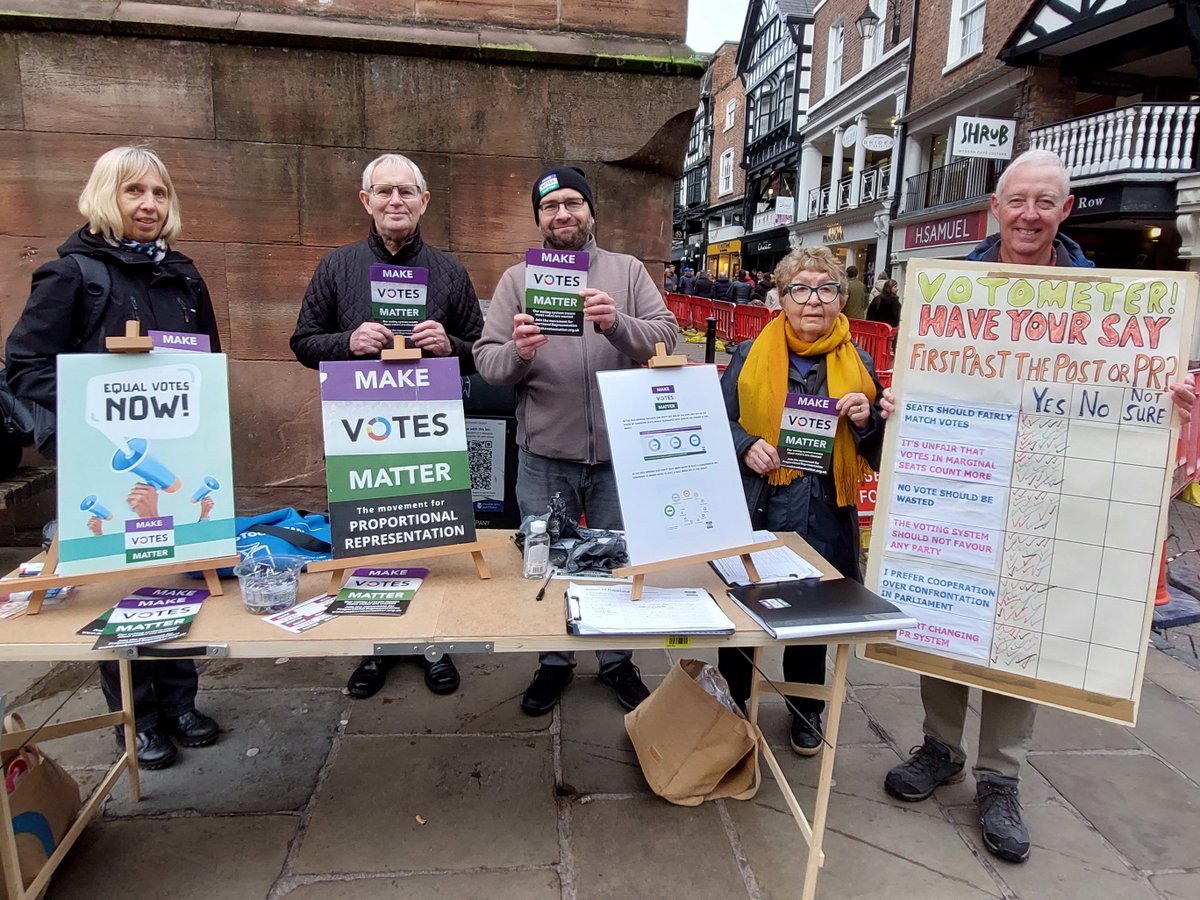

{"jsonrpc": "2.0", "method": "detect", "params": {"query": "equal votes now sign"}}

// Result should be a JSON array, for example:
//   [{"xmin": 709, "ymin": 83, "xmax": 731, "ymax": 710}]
[
  {"xmin": 319, "ymin": 357, "xmax": 476, "ymax": 557},
  {"xmin": 370, "ymin": 264, "xmax": 428, "ymax": 336},
  {"xmin": 55, "ymin": 352, "xmax": 237, "ymax": 577},
  {"xmin": 524, "ymin": 249, "xmax": 589, "ymax": 336},
  {"xmin": 865, "ymin": 259, "xmax": 1198, "ymax": 724}
]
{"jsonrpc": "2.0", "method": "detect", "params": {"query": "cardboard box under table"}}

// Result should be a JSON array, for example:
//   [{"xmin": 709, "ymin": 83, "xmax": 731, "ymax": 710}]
[{"xmin": 0, "ymin": 531, "xmax": 899, "ymax": 900}]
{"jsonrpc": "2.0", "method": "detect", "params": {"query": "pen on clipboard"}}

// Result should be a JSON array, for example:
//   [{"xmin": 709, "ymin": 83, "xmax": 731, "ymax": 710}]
[{"xmin": 534, "ymin": 570, "xmax": 554, "ymax": 602}]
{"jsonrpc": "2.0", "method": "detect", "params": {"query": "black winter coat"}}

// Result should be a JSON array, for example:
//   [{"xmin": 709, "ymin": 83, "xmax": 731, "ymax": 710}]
[
  {"xmin": 731, "ymin": 279, "xmax": 753, "ymax": 303},
  {"xmin": 6, "ymin": 228, "xmax": 221, "ymax": 457},
  {"xmin": 713, "ymin": 275, "xmax": 733, "ymax": 301},
  {"xmin": 693, "ymin": 275, "xmax": 714, "ymax": 298},
  {"xmin": 290, "ymin": 227, "xmax": 482, "ymax": 373},
  {"xmin": 721, "ymin": 340, "xmax": 885, "ymax": 580}
]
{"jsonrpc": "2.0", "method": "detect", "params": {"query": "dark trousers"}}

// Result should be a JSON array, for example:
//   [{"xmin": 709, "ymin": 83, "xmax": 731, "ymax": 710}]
[
  {"xmin": 99, "ymin": 660, "xmax": 199, "ymax": 732},
  {"xmin": 718, "ymin": 643, "xmax": 827, "ymax": 717}
]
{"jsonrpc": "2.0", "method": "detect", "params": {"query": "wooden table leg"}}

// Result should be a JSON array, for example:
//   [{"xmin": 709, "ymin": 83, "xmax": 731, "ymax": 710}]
[
  {"xmin": 800, "ymin": 642, "xmax": 851, "ymax": 900},
  {"xmin": 118, "ymin": 658, "xmax": 141, "ymax": 803},
  {"xmin": 0, "ymin": 758, "xmax": 25, "ymax": 899}
]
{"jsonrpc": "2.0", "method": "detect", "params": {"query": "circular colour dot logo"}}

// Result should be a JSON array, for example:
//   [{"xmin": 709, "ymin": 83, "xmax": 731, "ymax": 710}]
[{"xmin": 366, "ymin": 417, "xmax": 391, "ymax": 441}]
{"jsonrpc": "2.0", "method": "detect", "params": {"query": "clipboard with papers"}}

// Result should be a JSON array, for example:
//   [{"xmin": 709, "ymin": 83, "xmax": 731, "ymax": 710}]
[{"xmin": 564, "ymin": 582, "xmax": 736, "ymax": 637}]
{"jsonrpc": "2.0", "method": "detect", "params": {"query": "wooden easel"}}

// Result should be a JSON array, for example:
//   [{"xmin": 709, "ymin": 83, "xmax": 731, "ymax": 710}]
[
  {"xmin": 8, "ymin": 320, "xmax": 238, "ymax": 614},
  {"xmin": 613, "ymin": 345, "xmax": 781, "ymax": 599},
  {"xmin": 381, "ymin": 335, "xmax": 422, "ymax": 361}
]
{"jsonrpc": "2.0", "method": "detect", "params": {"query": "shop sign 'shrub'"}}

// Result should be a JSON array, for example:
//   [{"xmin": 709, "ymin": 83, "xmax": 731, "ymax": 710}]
[{"xmin": 319, "ymin": 358, "xmax": 476, "ymax": 557}]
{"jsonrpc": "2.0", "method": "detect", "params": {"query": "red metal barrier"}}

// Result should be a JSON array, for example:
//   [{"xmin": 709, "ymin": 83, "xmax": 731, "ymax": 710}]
[
  {"xmin": 710, "ymin": 300, "xmax": 735, "ymax": 341},
  {"xmin": 733, "ymin": 305, "xmax": 773, "ymax": 343},
  {"xmin": 687, "ymin": 297, "xmax": 714, "ymax": 331},
  {"xmin": 849, "ymin": 319, "xmax": 895, "ymax": 384},
  {"xmin": 664, "ymin": 292, "xmax": 691, "ymax": 330}
]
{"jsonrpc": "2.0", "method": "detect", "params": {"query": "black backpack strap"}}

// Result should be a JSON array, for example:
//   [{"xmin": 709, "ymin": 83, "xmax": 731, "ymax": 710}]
[
  {"xmin": 244, "ymin": 523, "xmax": 332, "ymax": 554},
  {"xmin": 67, "ymin": 254, "xmax": 113, "ymax": 349}
]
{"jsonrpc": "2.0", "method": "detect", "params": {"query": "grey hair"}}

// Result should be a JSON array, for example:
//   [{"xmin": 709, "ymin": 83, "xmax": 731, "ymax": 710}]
[
  {"xmin": 361, "ymin": 153, "xmax": 428, "ymax": 193},
  {"xmin": 995, "ymin": 149, "xmax": 1070, "ymax": 200}
]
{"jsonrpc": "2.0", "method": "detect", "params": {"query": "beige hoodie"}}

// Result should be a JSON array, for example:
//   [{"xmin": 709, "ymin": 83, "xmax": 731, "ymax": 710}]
[{"xmin": 474, "ymin": 239, "xmax": 678, "ymax": 464}]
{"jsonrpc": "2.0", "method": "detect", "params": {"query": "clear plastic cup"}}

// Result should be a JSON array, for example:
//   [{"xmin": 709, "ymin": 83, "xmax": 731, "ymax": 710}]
[{"xmin": 233, "ymin": 554, "xmax": 304, "ymax": 615}]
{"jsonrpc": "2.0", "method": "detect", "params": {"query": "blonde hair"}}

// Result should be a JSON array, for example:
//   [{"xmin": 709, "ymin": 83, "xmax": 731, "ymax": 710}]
[
  {"xmin": 361, "ymin": 153, "xmax": 428, "ymax": 193},
  {"xmin": 774, "ymin": 246, "xmax": 848, "ymax": 296},
  {"xmin": 78, "ymin": 147, "xmax": 182, "ymax": 245}
]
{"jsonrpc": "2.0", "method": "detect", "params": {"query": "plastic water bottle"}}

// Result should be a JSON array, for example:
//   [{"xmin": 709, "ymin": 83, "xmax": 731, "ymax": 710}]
[{"xmin": 524, "ymin": 520, "xmax": 550, "ymax": 579}]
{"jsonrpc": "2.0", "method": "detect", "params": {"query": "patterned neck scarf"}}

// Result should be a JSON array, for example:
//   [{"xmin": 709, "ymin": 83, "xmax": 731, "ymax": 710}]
[{"xmin": 118, "ymin": 238, "xmax": 167, "ymax": 263}]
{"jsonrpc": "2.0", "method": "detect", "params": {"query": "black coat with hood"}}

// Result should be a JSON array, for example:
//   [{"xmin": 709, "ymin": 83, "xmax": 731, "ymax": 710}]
[{"xmin": 6, "ymin": 227, "xmax": 221, "ymax": 457}]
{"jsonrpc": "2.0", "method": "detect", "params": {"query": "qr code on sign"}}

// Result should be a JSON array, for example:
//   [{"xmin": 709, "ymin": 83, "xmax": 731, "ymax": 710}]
[{"xmin": 468, "ymin": 440, "xmax": 495, "ymax": 492}]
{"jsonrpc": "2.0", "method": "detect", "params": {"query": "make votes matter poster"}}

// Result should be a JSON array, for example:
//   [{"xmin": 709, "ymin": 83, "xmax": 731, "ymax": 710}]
[
  {"xmin": 319, "ymin": 357, "xmax": 475, "ymax": 557},
  {"xmin": 865, "ymin": 259, "xmax": 1198, "ymax": 724},
  {"xmin": 55, "ymin": 353, "xmax": 237, "ymax": 576},
  {"xmin": 597, "ymin": 365, "xmax": 754, "ymax": 566}
]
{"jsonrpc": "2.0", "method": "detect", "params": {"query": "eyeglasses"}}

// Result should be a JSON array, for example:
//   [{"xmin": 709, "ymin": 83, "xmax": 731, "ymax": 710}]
[
  {"xmin": 538, "ymin": 198, "xmax": 587, "ymax": 216},
  {"xmin": 368, "ymin": 183, "xmax": 424, "ymax": 201},
  {"xmin": 785, "ymin": 282, "xmax": 842, "ymax": 304}
]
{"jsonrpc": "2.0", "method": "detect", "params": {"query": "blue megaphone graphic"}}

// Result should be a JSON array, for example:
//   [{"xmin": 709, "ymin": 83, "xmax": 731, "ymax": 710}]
[
  {"xmin": 79, "ymin": 494, "xmax": 113, "ymax": 520},
  {"xmin": 111, "ymin": 438, "xmax": 181, "ymax": 493},
  {"xmin": 191, "ymin": 476, "xmax": 220, "ymax": 503}
]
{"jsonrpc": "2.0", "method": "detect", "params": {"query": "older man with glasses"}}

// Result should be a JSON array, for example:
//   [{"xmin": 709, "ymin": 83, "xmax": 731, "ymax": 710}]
[{"xmin": 291, "ymin": 152, "xmax": 483, "ymax": 701}]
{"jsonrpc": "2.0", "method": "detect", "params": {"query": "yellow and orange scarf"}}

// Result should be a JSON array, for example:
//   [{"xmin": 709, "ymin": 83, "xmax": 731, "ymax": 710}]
[{"xmin": 737, "ymin": 312, "xmax": 876, "ymax": 507}]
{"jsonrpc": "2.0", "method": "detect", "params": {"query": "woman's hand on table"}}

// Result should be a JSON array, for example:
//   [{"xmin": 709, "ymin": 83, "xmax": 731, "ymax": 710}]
[
  {"xmin": 744, "ymin": 439, "xmax": 781, "ymax": 475},
  {"xmin": 837, "ymin": 391, "xmax": 873, "ymax": 428}
]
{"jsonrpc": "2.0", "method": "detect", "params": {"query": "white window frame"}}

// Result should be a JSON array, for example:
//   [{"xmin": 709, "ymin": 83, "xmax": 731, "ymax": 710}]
[
  {"xmin": 947, "ymin": 0, "xmax": 985, "ymax": 67},
  {"xmin": 724, "ymin": 99, "xmax": 737, "ymax": 131},
  {"xmin": 826, "ymin": 21, "xmax": 844, "ymax": 93},
  {"xmin": 862, "ymin": 0, "xmax": 886, "ymax": 70},
  {"xmin": 718, "ymin": 149, "xmax": 735, "ymax": 196}
]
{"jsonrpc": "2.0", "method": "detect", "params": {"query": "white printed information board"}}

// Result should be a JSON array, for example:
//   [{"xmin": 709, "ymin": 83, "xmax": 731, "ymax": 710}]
[
  {"xmin": 865, "ymin": 259, "xmax": 1198, "ymax": 724},
  {"xmin": 597, "ymin": 365, "xmax": 754, "ymax": 566}
]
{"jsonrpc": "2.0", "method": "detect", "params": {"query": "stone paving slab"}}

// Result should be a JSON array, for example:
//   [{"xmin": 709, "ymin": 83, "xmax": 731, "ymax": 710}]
[
  {"xmin": 846, "ymin": 652, "xmax": 922, "ymax": 689},
  {"xmin": 568, "ymin": 796, "xmax": 747, "ymax": 900},
  {"xmin": 560, "ymin": 675, "xmax": 658, "ymax": 796},
  {"xmin": 281, "ymin": 869, "xmax": 562, "ymax": 899},
  {"xmin": 201, "ymin": 656, "xmax": 353, "ymax": 690},
  {"xmin": 1151, "ymin": 873, "xmax": 1200, "ymax": 899},
  {"xmin": 854, "ymin": 685, "xmax": 984, "ymax": 760},
  {"xmin": 727, "ymin": 763, "xmax": 1001, "ymax": 900},
  {"xmin": 9, "ymin": 683, "xmax": 116, "ymax": 770},
  {"xmin": 0, "ymin": 660, "xmax": 52, "ymax": 700},
  {"xmin": 106, "ymin": 688, "xmax": 344, "ymax": 816},
  {"xmin": 1124, "ymin": 681, "xmax": 1200, "ymax": 784},
  {"xmin": 1144, "ymin": 649, "xmax": 1200, "ymax": 701},
  {"xmin": 295, "ymin": 734, "xmax": 557, "ymax": 874},
  {"xmin": 347, "ymin": 654, "xmax": 546, "ymax": 736},
  {"xmin": 47, "ymin": 815, "xmax": 296, "ymax": 900},
  {"xmin": 948, "ymin": 803, "xmax": 1159, "ymax": 900},
  {"xmin": 1033, "ymin": 753, "xmax": 1200, "ymax": 870}
]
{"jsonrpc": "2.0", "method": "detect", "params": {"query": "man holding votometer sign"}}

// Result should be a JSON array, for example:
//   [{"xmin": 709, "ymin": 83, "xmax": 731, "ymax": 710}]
[
  {"xmin": 474, "ymin": 166, "xmax": 677, "ymax": 716},
  {"xmin": 291, "ymin": 153, "xmax": 483, "ymax": 700},
  {"xmin": 880, "ymin": 149, "xmax": 1196, "ymax": 864}
]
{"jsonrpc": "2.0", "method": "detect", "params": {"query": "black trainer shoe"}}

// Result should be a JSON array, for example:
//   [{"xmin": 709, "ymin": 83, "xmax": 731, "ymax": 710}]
[
  {"xmin": 884, "ymin": 735, "xmax": 965, "ymax": 802},
  {"xmin": 521, "ymin": 665, "xmax": 575, "ymax": 716},
  {"xmin": 116, "ymin": 727, "xmax": 178, "ymax": 770},
  {"xmin": 346, "ymin": 655, "xmax": 396, "ymax": 698},
  {"xmin": 977, "ymin": 779, "xmax": 1030, "ymax": 863},
  {"xmin": 162, "ymin": 709, "xmax": 220, "ymax": 748},
  {"xmin": 420, "ymin": 655, "xmax": 460, "ymax": 695},
  {"xmin": 598, "ymin": 659, "xmax": 650, "ymax": 712},
  {"xmin": 789, "ymin": 711, "xmax": 823, "ymax": 756}
]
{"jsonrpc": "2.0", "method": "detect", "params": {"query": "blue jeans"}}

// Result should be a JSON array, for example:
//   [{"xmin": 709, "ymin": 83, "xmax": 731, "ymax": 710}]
[{"xmin": 517, "ymin": 449, "xmax": 630, "ymax": 670}]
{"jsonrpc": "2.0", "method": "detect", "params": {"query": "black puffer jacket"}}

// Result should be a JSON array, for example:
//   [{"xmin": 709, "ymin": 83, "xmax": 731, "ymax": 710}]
[
  {"xmin": 290, "ymin": 227, "xmax": 483, "ymax": 374},
  {"xmin": 6, "ymin": 227, "xmax": 221, "ymax": 456}
]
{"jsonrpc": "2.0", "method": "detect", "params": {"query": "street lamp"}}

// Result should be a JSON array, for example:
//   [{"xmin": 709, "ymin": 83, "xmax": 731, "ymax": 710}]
[{"xmin": 855, "ymin": 0, "xmax": 901, "ymax": 45}]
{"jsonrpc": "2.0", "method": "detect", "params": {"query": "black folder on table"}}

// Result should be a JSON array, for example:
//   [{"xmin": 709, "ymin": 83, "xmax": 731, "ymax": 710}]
[{"xmin": 727, "ymin": 578, "xmax": 916, "ymax": 640}]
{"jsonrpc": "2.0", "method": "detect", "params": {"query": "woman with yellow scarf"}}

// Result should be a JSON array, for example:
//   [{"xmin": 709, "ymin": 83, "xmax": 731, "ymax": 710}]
[{"xmin": 718, "ymin": 246, "xmax": 884, "ymax": 756}]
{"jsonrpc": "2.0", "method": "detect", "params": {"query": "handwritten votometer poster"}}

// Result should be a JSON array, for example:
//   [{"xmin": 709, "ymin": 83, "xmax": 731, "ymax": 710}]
[{"xmin": 865, "ymin": 260, "xmax": 1198, "ymax": 723}]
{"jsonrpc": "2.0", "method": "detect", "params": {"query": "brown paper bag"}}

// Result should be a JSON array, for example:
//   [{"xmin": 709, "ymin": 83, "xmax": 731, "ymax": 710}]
[
  {"xmin": 0, "ymin": 716, "xmax": 82, "ymax": 897},
  {"xmin": 624, "ymin": 658, "xmax": 761, "ymax": 806}
]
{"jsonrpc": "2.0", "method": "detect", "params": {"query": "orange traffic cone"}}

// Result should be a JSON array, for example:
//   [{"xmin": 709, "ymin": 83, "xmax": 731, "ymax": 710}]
[{"xmin": 1156, "ymin": 550, "xmax": 1170, "ymax": 606}]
